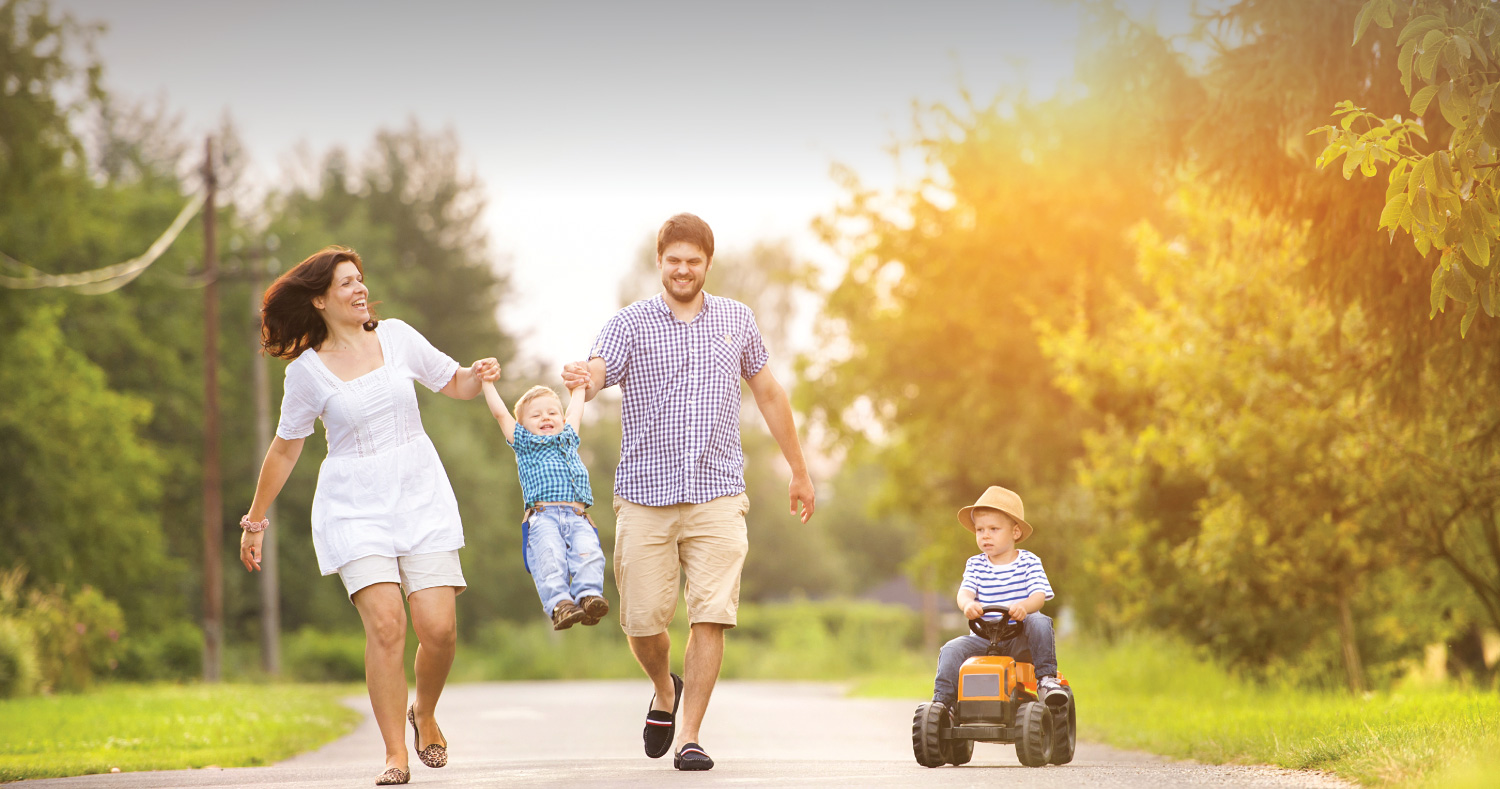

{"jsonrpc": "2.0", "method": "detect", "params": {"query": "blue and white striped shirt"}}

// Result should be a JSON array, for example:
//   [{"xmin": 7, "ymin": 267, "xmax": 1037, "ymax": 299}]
[
  {"xmin": 961, "ymin": 550, "xmax": 1054, "ymax": 617},
  {"xmin": 511, "ymin": 424, "xmax": 593, "ymax": 509},
  {"xmin": 590, "ymin": 293, "xmax": 770, "ymax": 507}
]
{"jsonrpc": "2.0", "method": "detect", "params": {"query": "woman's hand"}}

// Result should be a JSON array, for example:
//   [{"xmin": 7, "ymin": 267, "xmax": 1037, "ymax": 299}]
[
  {"xmin": 240, "ymin": 528, "xmax": 265, "ymax": 572},
  {"xmin": 471, "ymin": 358, "xmax": 499, "ymax": 380}
]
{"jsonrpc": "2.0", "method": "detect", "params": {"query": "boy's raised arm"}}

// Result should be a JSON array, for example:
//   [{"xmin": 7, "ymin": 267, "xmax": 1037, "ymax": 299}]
[
  {"xmin": 565, "ymin": 383, "xmax": 587, "ymax": 435},
  {"xmin": 480, "ymin": 379, "xmax": 517, "ymax": 445}
]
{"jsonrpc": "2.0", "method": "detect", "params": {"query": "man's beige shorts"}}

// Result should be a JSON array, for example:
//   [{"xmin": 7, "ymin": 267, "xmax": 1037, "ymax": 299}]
[
  {"xmin": 336, "ymin": 550, "xmax": 466, "ymax": 602},
  {"xmin": 613, "ymin": 493, "xmax": 749, "ymax": 637}
]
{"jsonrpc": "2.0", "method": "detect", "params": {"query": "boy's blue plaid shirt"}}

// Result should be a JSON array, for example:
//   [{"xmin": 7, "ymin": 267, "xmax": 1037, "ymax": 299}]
[{"xmin": 511, "ymin": 424, "xmax": 593, "ymax": 509}]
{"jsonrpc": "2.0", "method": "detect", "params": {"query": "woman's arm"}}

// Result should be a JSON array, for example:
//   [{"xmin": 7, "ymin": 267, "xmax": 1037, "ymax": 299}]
[
  {"xmin": 240, "ymin": 436, "xmax": 305, "ymax": 572},
  {"xmin": 439, "ymin": 358, "xmax": 497, "ymax": 401},
  {"xmin": 481, "ymin": 380, "xmax": 517, "ymax": 444}
]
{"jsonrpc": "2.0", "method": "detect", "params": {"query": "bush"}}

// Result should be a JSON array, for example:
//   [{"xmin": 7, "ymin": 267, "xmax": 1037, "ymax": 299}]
[
  {"xmin": 116, "ymin": 620, "xmax": 203, "ymax": 681},
  {"xmin": 0, "ymin": 616, "xmax": 41, "ymax": 698},
  {"xmin": 0, "ymin": 567, "xmax": 125, "ymax": 693},
  {"xmin": 283, "ymin": 627, "xmax": 366, "ymax": 682}
]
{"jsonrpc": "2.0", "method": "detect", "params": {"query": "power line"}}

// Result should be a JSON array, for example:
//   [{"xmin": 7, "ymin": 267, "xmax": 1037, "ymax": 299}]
[{"xmin": 0, "ymin": 190, "xmax": 206, "ymax": 294}]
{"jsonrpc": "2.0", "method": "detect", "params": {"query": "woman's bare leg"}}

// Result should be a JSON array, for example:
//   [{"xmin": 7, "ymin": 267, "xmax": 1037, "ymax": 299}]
[
  {"xmin": 352, "ymin": 583, "xmax": 410, "ymax": 773},
  {"xmin": 408, "ymin": 585, "xmax": 457, "ymax": 748}
]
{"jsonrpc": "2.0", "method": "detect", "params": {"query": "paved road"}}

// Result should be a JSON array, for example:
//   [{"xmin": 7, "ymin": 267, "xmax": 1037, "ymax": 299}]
[{"xmin": 23, "ymin": 681, "xmax": 1351, "ymax": 788}]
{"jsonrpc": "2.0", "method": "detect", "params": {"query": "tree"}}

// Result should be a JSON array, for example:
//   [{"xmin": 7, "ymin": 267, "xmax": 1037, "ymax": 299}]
[
  {"xmin": 0, "ymin": 305, "xmax": 174, "ymax": 627},
  {"xmin": 0, "ymin": 0, "xmax": 190, "ymax": 629},
  {"xmin": 1041, "ymin": 189, "xmax": 1448, "ymax": 691},
  {"xmin": 1312, "ymin": 0, "xmax": 1500, "ymax": 335},
  {"xmin": 799, "ymin": 14, "xmax": 1199, "ymax": 599}
]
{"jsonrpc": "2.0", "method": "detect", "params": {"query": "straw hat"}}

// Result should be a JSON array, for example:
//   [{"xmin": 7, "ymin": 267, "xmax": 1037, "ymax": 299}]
[{"xmin": 957, "ymin": 486, "xmax": 1034, "ymax": 543}]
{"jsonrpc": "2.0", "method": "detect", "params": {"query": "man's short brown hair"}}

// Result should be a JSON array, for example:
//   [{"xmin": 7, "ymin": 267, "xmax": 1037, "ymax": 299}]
[{"xmin": 657, "ymin": 213, "xmax": 714, "ymax": 260}]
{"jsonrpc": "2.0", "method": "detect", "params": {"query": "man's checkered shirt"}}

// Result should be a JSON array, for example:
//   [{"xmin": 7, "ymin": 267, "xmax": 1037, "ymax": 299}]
[
  {"xmin": 590, "ymin": 292, "xmax": 769, "ymax": 507},
  {"xmin": 510, "ymin": 423, "xmax": 593, "ymax": 509}
]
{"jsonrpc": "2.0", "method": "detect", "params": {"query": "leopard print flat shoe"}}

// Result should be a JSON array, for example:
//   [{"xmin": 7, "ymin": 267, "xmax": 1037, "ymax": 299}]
[
  {"xmin": 408, "ymin": 705, "xmax": 448, "ymax": 768},
  {"xmin": 374, "ymin": 765, "xmax": 409, "ymax": 785}
]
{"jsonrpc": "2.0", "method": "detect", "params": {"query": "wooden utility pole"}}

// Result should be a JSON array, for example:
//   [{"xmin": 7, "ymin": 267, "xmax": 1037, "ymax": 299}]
[
  {"xmin": 250, "ymin": 246, "xmax": 281, "ymax": 676},
  {"xmin": 201, "ymin": 137, "xmax": 223, "ymax": 682}
]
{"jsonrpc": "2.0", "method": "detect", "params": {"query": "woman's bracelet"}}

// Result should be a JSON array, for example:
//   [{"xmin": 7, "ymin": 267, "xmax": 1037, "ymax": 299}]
[{"xmin": 240, "ymin": 515, "xmax": 269, "ymax": 533}]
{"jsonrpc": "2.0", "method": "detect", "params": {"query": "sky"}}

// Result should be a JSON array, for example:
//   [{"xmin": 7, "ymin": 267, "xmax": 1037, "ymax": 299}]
[{"xmin": 56, "ymin": 0, "xmax": 1194, "ymax": 371}]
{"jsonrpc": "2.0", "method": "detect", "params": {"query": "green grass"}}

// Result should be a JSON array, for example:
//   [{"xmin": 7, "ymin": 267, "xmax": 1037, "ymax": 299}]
[
  {"xmin": 851, "ymin": 634, "xmax": 1500, "ymax": 787},
  {"xmin": 0, "ymin": 683, "xmax": 361, "ymax": 782}
]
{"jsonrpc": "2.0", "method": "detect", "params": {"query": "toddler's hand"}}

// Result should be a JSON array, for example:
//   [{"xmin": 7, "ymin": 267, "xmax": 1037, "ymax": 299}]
[
  {"xmin": 1007, "ymin": 604, "xmax": 1028, "ymax": 622},
  {"xmin": 963, "ymin": 601, "xmax": 984, "ymax": 621},
  {"xmin": 472, "ymin": 358, "xmax": 500, "ymax": 382}
]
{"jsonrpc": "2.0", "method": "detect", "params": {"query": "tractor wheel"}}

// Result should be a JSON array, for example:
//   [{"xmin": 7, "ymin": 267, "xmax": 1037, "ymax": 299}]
[
  {"xmin": 1048, "ymin": 694, "xmax": 1076, "ymax": 765},
  {"xmin": 942, "ymin": 704, "xmax": 974, "ymax": 766},
  {"xmin": 911, "ymin": 702, "xmax": 947, "ymax": 768},
  {"xmin": 1014, "ymin": 701, "xmax": 1053, "ymax": 767}
]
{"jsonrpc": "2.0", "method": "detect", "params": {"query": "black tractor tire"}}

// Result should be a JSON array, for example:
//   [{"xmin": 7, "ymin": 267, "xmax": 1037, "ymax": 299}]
[
  {"xmin": 912, "ymin": 702, "xmax": 947, "ymax": 768},
  {"xmin": 942, "ymin": 702, "xmax": 974, "ymax": 766},
  {"xmin": 1049, "ymin": 694, "xmax": 1076, "ymax": 765},
  {"xmin": 1014, "ymin": 701, "xmax": 1053, "ymax": 767}
]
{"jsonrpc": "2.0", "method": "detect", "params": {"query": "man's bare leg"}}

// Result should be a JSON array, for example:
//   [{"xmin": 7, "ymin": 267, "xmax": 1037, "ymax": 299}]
[
  {"xmin": 628, "ymin": 631, "xmax": 677, "ymax": 712},
  {"xmin": 675, "ymin": 622, "xmax": 726, "ymax": 749}
]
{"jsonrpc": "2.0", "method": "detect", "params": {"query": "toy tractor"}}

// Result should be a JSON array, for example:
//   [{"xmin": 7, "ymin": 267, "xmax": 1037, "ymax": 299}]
[{"xmin": 911, "ymin": 605, "xmax": 1076, "ymax": 768}]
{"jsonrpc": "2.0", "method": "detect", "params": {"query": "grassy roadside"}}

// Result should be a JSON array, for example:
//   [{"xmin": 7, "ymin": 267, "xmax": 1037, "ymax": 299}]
[
  {"xmin": 0, "ymin": 683, "xmax": 361, "ymax": 782},
  {"xmin": 851, "ymin": 634, "xmax": 1500, "ymax": 788}
]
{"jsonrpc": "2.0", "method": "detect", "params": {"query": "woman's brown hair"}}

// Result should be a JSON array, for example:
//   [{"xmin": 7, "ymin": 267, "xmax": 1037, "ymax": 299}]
[{"xmin": 260, "ymin": 245, "xmax": 379, "ymax": 360}]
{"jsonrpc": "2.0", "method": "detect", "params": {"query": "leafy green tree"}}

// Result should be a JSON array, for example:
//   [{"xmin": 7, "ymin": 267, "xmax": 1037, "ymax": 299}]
[
  {"xmin": 800, "ymin": 16, "xmax": 1198, "ymax": 598},
  {"xmin": 0, "ymin": 0, "xmax": 189, "ymax": 629},
  {"xmin": 1313, "ymin": 0, "xmax": 1500, "ymax": 334},
  {"xmin": 1041, "ymin": 190, "xmax": 1449, "ymax": 691},
  {"xmin": 0, "ymin": 304, "xmax": 172, "ymax": 627}
]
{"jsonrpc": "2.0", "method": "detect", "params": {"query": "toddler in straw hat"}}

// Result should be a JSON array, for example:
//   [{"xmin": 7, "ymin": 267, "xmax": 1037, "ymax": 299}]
[{"xmin": 930, "ymin": 486, "xmax": 1068, "ymax": 709}]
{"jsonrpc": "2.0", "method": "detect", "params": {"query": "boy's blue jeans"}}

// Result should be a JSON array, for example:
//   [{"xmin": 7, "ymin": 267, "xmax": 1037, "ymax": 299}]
[
  {"xmin": 932, "ymin": 613, "xmax": 1057, "ymax": 707},
  {"xmin": 525, "ymin": 506, "xmax": 604, "ymax": 615}
]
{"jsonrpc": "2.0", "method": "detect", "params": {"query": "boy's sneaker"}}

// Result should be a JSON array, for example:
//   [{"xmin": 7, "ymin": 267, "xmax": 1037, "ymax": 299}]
[
  {"xmin": 551, "ymin": 600, "xmax": 586, "ymax": 630},
  {"xmin": 578, "ymin": 595, "xmax": 610, "ymax": 626},
  {"xmin": 1038, "ymin": 676, "xmax": 1068, "ymax": 707}
]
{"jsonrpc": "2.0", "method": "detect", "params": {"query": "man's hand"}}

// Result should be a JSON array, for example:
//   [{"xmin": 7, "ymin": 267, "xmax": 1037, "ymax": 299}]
[
  {"xmin": 963, "ymin": 601, "xmax": 985, "ymax": 621},
  {"xmin": 789, "ymin": 472, "xmax": 815, "ymax": 523},
  {"xmin": 561, "ymin": 360, "xmax": 592, "ymax": 392}
]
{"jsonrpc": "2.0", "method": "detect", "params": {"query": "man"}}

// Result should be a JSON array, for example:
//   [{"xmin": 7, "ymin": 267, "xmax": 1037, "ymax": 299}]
[{"xmin": 562, "ymin": 212, "xmax": 815, "ymax": 771}]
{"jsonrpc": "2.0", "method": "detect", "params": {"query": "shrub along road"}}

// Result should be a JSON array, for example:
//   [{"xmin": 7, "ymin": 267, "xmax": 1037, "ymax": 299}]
[{"xmin": 20, "ymin": 681, "xmax": 1351, "ymax": 787}]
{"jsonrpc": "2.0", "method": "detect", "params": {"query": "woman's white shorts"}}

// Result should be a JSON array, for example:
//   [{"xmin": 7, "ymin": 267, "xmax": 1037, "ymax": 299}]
[{"xmin": 336, "ymin": 550, "xmax": 466, "ymax": 601}]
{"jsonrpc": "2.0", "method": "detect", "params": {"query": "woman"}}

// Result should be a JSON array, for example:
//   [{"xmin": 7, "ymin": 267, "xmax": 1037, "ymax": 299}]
[{"xmin": 239, "ymin": 245, "xmax": 496, "ymax": 786}]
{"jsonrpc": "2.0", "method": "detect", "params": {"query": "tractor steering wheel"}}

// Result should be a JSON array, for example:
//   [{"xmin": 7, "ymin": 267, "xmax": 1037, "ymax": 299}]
[{"xmin": 968, "ymin": 604, "xmax": 1025, "ymax": 644}]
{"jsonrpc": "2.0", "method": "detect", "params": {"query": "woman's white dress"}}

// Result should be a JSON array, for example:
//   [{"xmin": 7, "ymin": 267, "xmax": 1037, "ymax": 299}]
[{"xmin": 276, "ymin": 318, "xmax": 464, "ymax": 575}]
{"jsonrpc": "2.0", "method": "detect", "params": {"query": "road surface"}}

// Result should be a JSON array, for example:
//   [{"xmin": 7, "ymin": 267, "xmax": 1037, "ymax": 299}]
[{"xmin": 22, "ymin": 681, "xmax": 1351, "ymax": 787}]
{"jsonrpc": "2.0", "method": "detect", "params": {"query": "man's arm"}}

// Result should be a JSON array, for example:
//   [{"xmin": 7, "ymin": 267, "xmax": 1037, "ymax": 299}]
[
  {"xmin": 746, "ymin": 366, "xmax": 815, "ymax": 523},
  {"xmin": 480, "ymin": 380, "xmax": 517, "ymax": 444}
]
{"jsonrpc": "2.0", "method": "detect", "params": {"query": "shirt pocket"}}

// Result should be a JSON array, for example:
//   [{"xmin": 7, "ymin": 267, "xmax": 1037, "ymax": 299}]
[{"xmin": 710, "ymin": 332, "xmax": 741, "ymax": 380}]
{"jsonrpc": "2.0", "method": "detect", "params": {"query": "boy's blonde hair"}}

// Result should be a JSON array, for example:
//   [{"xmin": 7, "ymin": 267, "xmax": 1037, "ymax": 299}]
[{"xmin": 513, "ymin": 385, "xmax": 563, "ymax": 422}]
